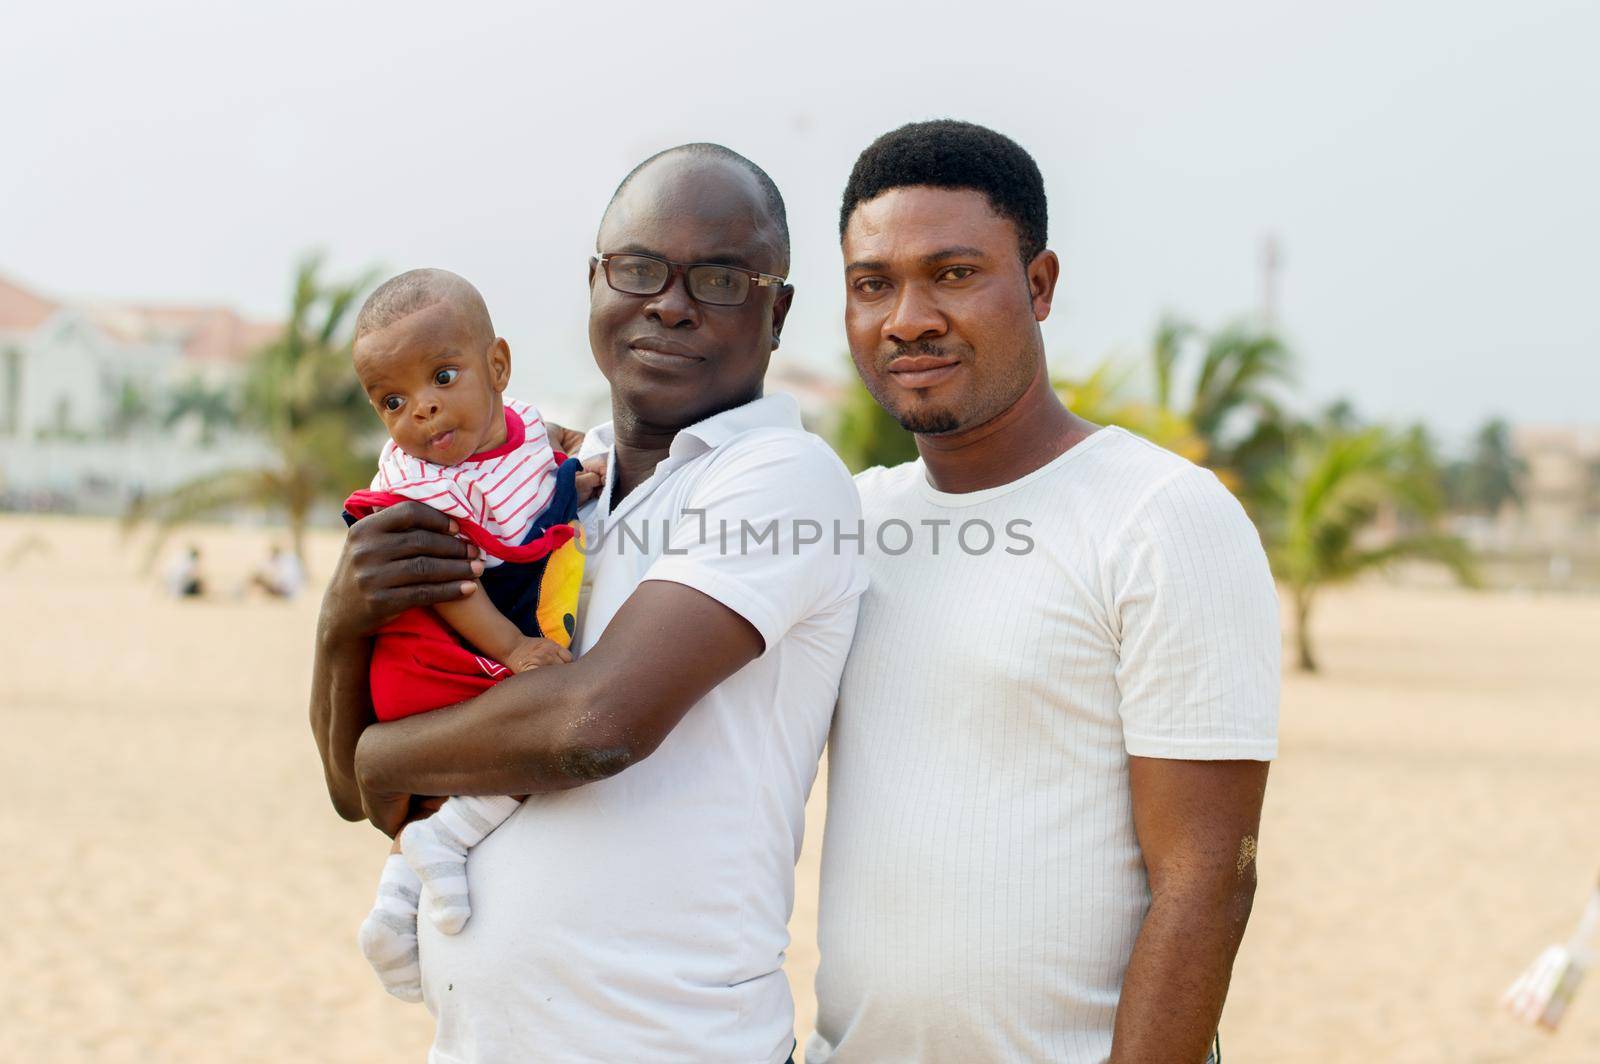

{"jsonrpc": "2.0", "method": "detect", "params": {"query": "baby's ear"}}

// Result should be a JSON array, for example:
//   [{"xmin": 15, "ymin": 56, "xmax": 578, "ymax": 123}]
[{"xmin": 487, "ymin": 337, "xmax": 512, "ymax": 389}]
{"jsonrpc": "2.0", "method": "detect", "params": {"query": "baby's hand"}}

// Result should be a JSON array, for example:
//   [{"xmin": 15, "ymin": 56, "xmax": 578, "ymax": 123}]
[
  {"xmin": 504, "ymin": 636, "xmax": 573, "ymax": 673},
  {"xmin": 575, "ymin": 456, "xmax": 607, "ymax": 503}
]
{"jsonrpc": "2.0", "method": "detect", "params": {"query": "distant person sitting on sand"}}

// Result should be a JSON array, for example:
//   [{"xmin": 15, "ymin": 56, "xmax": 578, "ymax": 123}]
[
  {"xmin": 246, "ymin": 545, "xmax": 306, "ymax": 599},
  {"xmin": 163, "ymin": 545, "xmax": 204, "ymax": 598},
  {"xmin": 339, "ymin": 268, "xmax": 604, "ymax": 1001}
]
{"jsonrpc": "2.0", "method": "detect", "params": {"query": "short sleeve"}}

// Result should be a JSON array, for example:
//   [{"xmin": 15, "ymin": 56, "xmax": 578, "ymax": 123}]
[
  {"xmin": 643, "ymin": 432, "xmax": 867, "ymax": 654},
  {"xmin": 1111, "ymin": 465, "xmax": 1280, "ymax": 760},
  {"xmin": 372, "ymin": 442, "xmax": 487, "ymax": 525}
]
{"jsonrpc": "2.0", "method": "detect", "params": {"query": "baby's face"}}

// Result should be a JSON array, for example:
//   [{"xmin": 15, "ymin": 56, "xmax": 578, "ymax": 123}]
[{"xmin": 353, "ymin": 300, "xmax": 510, "ymax": 466}]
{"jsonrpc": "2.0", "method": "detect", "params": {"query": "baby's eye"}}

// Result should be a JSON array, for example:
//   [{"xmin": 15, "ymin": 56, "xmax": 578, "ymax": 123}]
[
  {"xmin": 434, "ymin": 367, "xmax": 459, "ymax": 386},
  {"xmin": 382, "ymin": 395, "xmax": 404, "ymax": 412}
]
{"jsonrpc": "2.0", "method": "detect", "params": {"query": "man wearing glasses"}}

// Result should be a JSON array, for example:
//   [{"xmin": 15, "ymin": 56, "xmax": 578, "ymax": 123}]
[{"xmin": 310, "ymin": 143, "xmax": 864, "ymax": 1063}]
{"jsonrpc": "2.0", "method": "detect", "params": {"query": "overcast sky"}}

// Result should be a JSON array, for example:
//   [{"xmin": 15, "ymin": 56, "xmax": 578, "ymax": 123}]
[{"xmin": 4, "ymin": 0, "xmax": 1596, "ymax": 439}]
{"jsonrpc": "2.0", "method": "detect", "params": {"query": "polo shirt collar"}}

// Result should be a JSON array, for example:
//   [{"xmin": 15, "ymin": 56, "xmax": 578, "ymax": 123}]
[{"xmin": 578, "ymin": 392, "xmax": 801, "ymax": 464}]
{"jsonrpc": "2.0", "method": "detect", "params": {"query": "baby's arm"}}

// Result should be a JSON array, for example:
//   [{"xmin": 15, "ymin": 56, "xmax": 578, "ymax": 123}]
[{"xmin": 436, "ymin": 591, "xmax": 571, "ymax": 673}]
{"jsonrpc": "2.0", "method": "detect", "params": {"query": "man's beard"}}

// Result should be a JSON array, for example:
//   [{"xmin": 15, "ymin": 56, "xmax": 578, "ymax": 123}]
[
  {"xmin": 870, "ymin": 340, "xmax": 967, "ymax": 435},
  {"xmin": 894, "ymin": 407, "xmax": 961, "ymax": 435}
]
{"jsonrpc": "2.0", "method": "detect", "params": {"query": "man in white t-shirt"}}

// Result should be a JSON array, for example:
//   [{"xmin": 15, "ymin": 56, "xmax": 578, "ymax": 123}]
[
  {"xmin": 310, "ymin": 144, "xmax": 864, "ymax": 1063},
  {"xmin": 808, "ymin": 122, "xmax": 1279, "ymax": 1064}
]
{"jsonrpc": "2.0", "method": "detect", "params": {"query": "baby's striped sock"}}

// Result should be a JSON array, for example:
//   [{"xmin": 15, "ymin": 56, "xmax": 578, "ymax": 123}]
[
  {"xmin": 401, "ymin": 795, "xmax": 523, "ymax": 934},
  {"xmin": 357, "ymin": 854, "xmax": 423, "ymax": 1002}
]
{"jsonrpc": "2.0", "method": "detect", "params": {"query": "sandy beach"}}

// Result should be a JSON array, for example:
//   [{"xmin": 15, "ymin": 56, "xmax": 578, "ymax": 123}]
[{"xmin": 4, "ymin": 513, "xmax": 1597, "ymax": 1062}]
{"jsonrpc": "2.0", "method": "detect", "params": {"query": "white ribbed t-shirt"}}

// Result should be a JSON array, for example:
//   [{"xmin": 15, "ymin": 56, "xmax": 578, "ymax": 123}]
[{"xmin": 808, "ymin": 426, "xmax": 1280, "ymax": 1064}]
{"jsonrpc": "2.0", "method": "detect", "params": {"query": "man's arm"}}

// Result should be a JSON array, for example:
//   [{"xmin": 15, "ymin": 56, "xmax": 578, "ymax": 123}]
[
  {"xmin": 352, "ymin": 578, "xmax": 763, "ymax": 835},
  {"xmin": 1109, "ymin": 757, "xmax": 1269, "ymax": 1064},
  {"xmin": 309, "ymin": 502, "xmax": 483, "ymax": 820}
]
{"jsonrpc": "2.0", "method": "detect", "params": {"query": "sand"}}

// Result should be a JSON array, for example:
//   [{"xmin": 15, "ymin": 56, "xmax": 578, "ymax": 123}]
[{"xmin": 3, "ymin": 514, "xmax": 1598, "ymax": 1062}]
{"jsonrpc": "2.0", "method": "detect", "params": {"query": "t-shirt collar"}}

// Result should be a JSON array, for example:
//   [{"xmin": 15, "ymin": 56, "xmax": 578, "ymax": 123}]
[{"xmin": 465, "ymin": 405, "xmax": 526, "ymax": 462}]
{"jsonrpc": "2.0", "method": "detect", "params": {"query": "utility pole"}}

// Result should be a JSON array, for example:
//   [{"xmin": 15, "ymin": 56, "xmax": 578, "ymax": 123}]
[{"xmin": 1260, "ymin": 232, "xmax": 1281, "ymax": 332}]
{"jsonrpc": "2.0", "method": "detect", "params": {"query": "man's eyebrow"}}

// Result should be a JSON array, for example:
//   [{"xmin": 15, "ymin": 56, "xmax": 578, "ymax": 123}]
[
  {"xmin": 920, "ymin": 245, "xmax": 988, "ymax": 266},
  {"xmin": 606, "ymin": 243, "xmax": 757, "ymax": 270},
  {"xmin": 845, "ymin": 247, "xmax": 991, "ymax": 273},
  {"xmin": 607, "ymin": 242, "xmax": 663, "ymax": 259}
]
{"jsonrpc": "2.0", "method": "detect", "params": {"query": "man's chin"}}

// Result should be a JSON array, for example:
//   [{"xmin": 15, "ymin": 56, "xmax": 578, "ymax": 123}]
[{"xmin": 895, "ymin": 407, "xmax": 962, "ymax": 436}]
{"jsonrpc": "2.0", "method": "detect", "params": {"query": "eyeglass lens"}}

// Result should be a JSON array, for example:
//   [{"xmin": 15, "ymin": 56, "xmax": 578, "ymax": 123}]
[{"xmin": 604, "ymin": 254, "xmax": 751, "ymax": 306}]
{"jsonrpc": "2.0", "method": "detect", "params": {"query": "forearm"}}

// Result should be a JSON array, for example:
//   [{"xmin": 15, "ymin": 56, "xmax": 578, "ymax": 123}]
[
  {"xmin": 309, "ymin": 622, "xmax": 378, "ymax": 821},
  {"xmin": 352, "ymin": 581, "xmax": 760, "ymax": 831},
  {"xmin": 435, "ymin": 585, "xmax": 524, "ymax": 662},
  {"xmin": 353, "ymin": 659, "xmax": 623, "ymax": 798},
  {"xmin": 1109, "ymin": 873, "xmax": 1256, "ymax": 1063}
]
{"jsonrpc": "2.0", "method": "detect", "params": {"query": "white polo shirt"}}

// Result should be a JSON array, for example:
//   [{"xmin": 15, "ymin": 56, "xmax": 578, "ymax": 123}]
[{"xmin": 417, "ymin": 392, "xmax": 866, "ymax": 1064}]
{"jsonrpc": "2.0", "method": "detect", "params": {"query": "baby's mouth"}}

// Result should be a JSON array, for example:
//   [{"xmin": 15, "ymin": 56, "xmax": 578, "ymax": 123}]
[{"xmin": 429, "ymin": 429, "xmax": 456, "ymax": 450}]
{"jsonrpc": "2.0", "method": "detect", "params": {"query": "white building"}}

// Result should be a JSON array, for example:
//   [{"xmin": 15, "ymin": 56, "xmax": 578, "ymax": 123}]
[{"xmin": 0, "ymin": 272, "xmax": 277, "ymax": 508}]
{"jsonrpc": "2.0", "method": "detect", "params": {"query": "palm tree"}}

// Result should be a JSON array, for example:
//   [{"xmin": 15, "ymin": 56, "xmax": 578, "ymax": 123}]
[
  {"xmin": 1446, "ymin": 418, "xmax": 1526, "ymax": 516},
  {"xmin": 1054, "ymin": 360, "xmax": 1207, "ymax": 463},
  {"xmin": 164, "ymin": 377, "xmax": 238, "ymax": 445},
  {"xmin": 127, "ymin": 254, "xmax": 379, "ymax": 566},
  {"xmin": 1144, "ymin": 317, "xmax": 1295, "ymax": 515},
  {"xmin": 1264, "ymin": 425, "xmax": 1478, "ymax": 672},
  {"xmin": 1187, "ymin": 322, "xmax": 1293, "ymax": 454}
]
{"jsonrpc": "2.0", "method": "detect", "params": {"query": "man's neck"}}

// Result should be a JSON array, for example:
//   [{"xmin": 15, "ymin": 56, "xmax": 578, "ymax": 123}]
[
  {"xmin": 916, "ymin": 365, "xmax": 1097, "ymax": 495},
  {"xmin": 605, "ymin": 391, "xmax": 759, "ymax": 503}
]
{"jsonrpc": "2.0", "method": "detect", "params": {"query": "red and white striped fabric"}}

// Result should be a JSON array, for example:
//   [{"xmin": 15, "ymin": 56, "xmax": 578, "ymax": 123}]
[{"xmin": 371, "ymin": 398, "xmax": 557, "ymax": 569}]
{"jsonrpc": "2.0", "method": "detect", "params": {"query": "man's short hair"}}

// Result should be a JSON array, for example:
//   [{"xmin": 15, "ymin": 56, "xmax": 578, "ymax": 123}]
[
  {"xmin": 604, "ymin": 143, "xmax": 790, "ymax": 270},
  {"xmin": 839, "ymin": 120, "xmax": 1048, "ymax": 264},
  {"xmin": 354, "ymin": 268, "xmax": 492, "ymax": 342}
]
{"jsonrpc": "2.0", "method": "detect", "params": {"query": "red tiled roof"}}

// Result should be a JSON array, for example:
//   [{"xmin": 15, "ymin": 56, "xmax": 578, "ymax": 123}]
[
  {"xmin": 110, "ymin": 305, "xmax": 282, "ymax": 363},
  {"xmin": 0, "ymin": 273, "xmax": 58, "ymax": 331},
  {"xmin": 0, "ymin": 269, "xmax": 279, "ymax": 363}
]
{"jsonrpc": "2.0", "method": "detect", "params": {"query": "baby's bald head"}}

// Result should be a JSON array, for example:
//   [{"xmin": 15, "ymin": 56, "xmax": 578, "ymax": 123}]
[
  {"xmin": 351, "ymin": 268, "xmax": 515, "ymax": 466},
  {"xmin": 355, "ymin": 268, "xmax": 494, "ymax": 347}
]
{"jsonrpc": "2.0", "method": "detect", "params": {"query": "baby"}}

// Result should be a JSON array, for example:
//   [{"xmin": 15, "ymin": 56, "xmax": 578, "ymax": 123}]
[{"xmin": 341, "ymin": 268, "xmax": 602, "ymax": 1002}]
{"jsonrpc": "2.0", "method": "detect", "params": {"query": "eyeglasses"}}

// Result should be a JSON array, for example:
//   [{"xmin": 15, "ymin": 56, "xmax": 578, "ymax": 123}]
[{"xmin": 593, "ymin": 253, "xmax": 786, "ymax": 307}]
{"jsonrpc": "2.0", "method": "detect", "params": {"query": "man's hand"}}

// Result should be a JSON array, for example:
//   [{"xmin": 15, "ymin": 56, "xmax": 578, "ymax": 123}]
[
  {"xmin": 546, "ymin": 421, "xmax": 586, "ymax": 457},
  {"xmin": 362, "ymin": 791, "xmax": 446, "ymax": 840},
  {"xmin": 321, "ymin": 502, "xmax": 484, "ymax": 644},
  {"xmin": 312, "ymin": 502, "xmax": 484, "ymax": 822}
]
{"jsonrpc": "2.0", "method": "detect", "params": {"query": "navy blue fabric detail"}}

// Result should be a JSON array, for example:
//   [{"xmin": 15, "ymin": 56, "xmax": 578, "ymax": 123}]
[{"xmin": 479, "ymin": 456, "xmax": 583, "ymax": 638}]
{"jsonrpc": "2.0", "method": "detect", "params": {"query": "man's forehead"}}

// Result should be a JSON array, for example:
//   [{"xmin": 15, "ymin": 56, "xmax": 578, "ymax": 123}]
[
  {"xmin": 844, "ymin": 186, "xmax": 1012, "ymax": 256},
  {"xmin": 601, "ymin": 157, "xmax": 781, "ymax": 265}
]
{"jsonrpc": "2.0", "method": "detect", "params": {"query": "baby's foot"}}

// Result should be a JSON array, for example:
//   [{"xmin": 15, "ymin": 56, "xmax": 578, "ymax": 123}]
[
  {"xmin": 401, "ymin": 795, "xmax": 522, "ymax": 934},
  {"xmin": 357, "ymin": 854, "xmax": 423, "ymax": 1003}
]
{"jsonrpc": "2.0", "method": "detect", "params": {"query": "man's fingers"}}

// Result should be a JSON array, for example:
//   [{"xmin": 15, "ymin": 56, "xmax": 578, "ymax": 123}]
[
  {"xmin": 389, "ymin": 581, "xmax": 477, "ymax": 611},
  {"xmin": 365, "ymin": 555, "xmax": 480, "ymax": 592},
  {"xmin": 358, "ymin": 500, "xmax": 459, "ymax": 536},
  {"xmin": 384, "ymin": 527, "xmax": 478, "ymax": 562}
]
